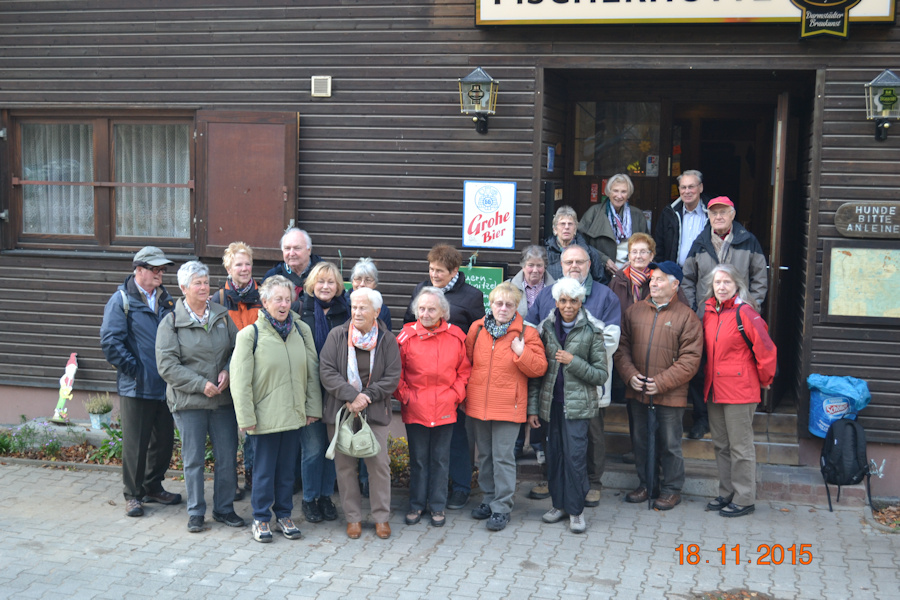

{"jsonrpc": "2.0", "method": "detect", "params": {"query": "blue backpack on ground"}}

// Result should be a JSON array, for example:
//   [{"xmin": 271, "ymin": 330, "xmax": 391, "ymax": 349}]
[{"xmin": 820, "ymin": 415, "xmax": 871, "ymax": 512}]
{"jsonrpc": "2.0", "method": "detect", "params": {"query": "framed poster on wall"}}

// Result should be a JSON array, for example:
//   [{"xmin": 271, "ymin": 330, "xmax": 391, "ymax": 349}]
[{"xmin": 821, "ymin": 239, "xmax": 900, "ymax": 325}]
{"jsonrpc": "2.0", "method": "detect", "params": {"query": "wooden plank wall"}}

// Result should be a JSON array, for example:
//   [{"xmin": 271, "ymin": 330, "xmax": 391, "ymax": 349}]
[{"xmin": 0, "ymin": 0, "xmax": 899, "ymax": 441}]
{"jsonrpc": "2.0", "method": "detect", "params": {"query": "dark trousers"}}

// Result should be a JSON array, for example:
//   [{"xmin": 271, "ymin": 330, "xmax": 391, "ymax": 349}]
[
  {"xmin": 629, "ymin": 399, "xmax": 685, "ymax": 494},
  {"xmin": 407, "ymin": 422, "xmax": 453, "ymax": 512},
  {"xmin": 688, "ymin": 364, "xmax": 708, "ymax": 425},
  {"xmin": 586, "ymin": 408, "xmax": 606, "ymax": 485},
  {"xmin": 448, "ymin": 408, "xmax": 472, "ymax": 494},
  {"xmin": 120, "ymin": 396, "xmax": 175, "ymax": 500},
  {"xmin": 251, "ymin": 428, "xmax": 301, "ymax": 522},
  {"xmin": 547, "ymin": 402, "xmax": 590, "ymax": 517}
]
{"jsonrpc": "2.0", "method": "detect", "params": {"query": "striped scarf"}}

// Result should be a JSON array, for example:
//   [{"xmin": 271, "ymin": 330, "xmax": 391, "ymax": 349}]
[
  {"xmin": 607, "ymin": 202, "xmax": 632, "ymax": 244},
  {"xmin": 623, "ymin": 265, "xmax": 650, "ymax": 304}
]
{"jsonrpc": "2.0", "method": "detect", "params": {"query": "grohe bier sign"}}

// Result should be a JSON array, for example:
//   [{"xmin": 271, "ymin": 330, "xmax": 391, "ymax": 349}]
[{"xmin": 463, "ymin": 180, "xmax": 517, "ymax": 249}]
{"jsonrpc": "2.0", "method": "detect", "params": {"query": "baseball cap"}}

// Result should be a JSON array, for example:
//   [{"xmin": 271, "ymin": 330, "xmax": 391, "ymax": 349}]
[
  {"xmin": 707, "ymin": 196, "xmax": 734, "ymax": 209},
  {"xmin": 648, "ymin": 261, "xmax": 684, "ymax": 284},
  {"xmin": 133, "ymin": 246, "xmax": 174, "ymax": 267}
]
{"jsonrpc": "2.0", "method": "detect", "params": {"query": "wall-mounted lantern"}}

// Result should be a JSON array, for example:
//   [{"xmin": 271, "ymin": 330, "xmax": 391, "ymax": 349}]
[
  {"xmin": 458, "ymin": 67, "xmax": 499, "ymax": 134},
  {"xmin": 864, "ymin": 69, "xmax": 900, "ymax": 141}
]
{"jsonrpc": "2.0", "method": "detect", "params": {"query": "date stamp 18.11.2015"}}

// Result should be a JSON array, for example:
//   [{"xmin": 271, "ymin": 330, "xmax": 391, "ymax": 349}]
[{"xmin": 676, "ymin": 544, "xmax": 813, "ymax": 566}]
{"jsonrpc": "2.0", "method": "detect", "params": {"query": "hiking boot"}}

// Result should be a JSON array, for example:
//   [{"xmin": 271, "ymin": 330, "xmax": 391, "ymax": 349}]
[
  {"xmin": 302, "ymin": 499, "xmax": 323, "ymax": 523},
  {"xmin": 486, "ymin": 512, "xmax": 510, "ymax": 531},
  {"xmin": 528, "ymin": 482, "xmax": 551, "ymax": 500},
  {"xmin": 275, "ymin": 517, "xmax": 302, "ymax": 539},
  {"xmin": 471, "ymin": 503, "xmax": 492, "ymax": 520},
  {"xmin": 719, "ymin": 503, "xmax": 755, "ymax": 518},
  {"xmin": 584, "ymin": 488, "xmax": 602, "ymax": 507},
  {"xmin": 126, "ymin": 498, "xmax": 144, "ymax": 517},
  {"xmin": 542, "ymin": 508, "xmax": 566, "ymax": 523},
  {"xmin": 187, "ymin": 515, "xmax": 205, "ymax": 533},
  {"xmin": 625, "ymin": 486, "xmax": 650, "ymax": 504},
  {"xmin": 447, "ymin": 490, "xmax": 469, "ymax": 510},
  {"xmin": 252, "ymin": 519, "xmax": 273, "ymax": 543},
  {"xmin": 213, "ymin": 511, "xmax": 246, "ymax": 528},
  {"xmin": 653, "ymin": 493, "xmax": 682, "ymax": 511},
  {"xmin": 318, "ymin": 496, "xmax": 337, "ymax": 521},
  {"xmin": 143, "ymin": 489, "xmax": 182, "ymax": 505},
  {"xmin": 568, "ymin": 514, "xmax": 586, "ymax": 533}
]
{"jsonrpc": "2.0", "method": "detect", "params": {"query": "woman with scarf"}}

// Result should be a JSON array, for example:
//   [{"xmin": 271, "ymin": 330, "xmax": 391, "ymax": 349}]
[
  {"xmin": 298, "ymin": 261, "xmax": 349, "ymax": 525},
  {"xmin": 578, "ymin": 173, "xmax": 649, "ymax": 278},
  {"xmin": 320, "ymin": 287, "xmax": 401, "ymax": 540},
  {"xmin": 214, "ymin": 242, "xmax": 263, "ymax": 498},
  {"xmin": 527, "ymin": 277, "xmax": 609, "ymax": 534},
  {"xmin": 465, "ymin": 282, "xmax": 547, "ymax": 532},
  {"xmin": 230, "ymin": 275, "xmax": 321, "ymax": 543},
  {"xmin": 156, "ymin": 261, "xmax": 242, "ymax": 534},
  {"xmin": 702, "ymin": 264, "xmax": 776, "ymax": 518}
]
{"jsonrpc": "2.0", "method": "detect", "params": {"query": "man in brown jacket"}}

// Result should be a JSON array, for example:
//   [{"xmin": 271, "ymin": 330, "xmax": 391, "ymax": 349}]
[{"xmin": 614, "ymin": 261, "xmax": 703, "ymax": 511}]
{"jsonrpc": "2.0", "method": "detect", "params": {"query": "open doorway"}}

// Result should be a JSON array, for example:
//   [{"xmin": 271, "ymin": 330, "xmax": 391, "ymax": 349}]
[{"xmin": 557, "ymin": 70, "xmax": 814, "ymax": 411}]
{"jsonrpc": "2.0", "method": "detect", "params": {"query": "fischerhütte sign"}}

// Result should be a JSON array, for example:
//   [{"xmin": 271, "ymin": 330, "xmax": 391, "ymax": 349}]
[
  {"xmin": 476, "ymin": 0, "xmax": 894, "ymax": 26},
  {"xmin": 834, "ymin": 201, "xmax": 900, "ymax": 238}
]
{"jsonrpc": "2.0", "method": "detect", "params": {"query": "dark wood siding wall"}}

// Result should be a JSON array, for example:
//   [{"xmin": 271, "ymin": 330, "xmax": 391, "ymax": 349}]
[{"xmin": 1, "ymin": 1, "xmax": 899, "ymax": 440}]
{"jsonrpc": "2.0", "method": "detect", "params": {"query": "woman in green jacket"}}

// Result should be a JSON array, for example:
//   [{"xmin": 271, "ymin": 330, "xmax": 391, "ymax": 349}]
[
  {"xmin": 156, "ymin": 261, "xmax": 242, "ymax": 534},
  {"xmin": 527, "ymin": 277, "xmax": 609, "ymax": 534},
  {"xmin": 230, "ymin": 275, "xmax": 322, "ymax": 543}
]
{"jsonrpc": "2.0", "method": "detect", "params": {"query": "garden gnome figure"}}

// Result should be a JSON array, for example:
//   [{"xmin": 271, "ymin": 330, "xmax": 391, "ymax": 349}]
[{"xmin": 51, "ymin": 353, "xmax": 78, "ymax": 423}]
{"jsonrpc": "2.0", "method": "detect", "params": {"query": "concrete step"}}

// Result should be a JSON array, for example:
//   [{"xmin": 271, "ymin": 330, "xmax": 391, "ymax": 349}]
[{"xmin": 514, "ymin": 455, "xmax": 866, "ymax": 507}]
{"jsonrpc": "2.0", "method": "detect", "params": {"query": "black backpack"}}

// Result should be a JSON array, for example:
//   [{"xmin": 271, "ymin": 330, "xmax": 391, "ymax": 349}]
[{"xmin": 820, "ymin": 416, "xmax": 871, "ymax": 512}]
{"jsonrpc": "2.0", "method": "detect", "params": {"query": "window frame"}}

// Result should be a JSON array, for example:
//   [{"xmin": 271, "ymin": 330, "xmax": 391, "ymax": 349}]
[{"xmin": 8, "ymin": 109, "xmax": 196, "ymax": 252}]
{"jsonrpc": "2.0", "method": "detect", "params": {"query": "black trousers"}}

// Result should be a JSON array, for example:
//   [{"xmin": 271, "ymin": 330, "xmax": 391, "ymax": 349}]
[
  {"xmin": 547, "ymin": 402, "xmax": 590, "ymax": 517},
  {"xmin": 120, "ymin": 396, "xmax": 175, "ymax": 500}
]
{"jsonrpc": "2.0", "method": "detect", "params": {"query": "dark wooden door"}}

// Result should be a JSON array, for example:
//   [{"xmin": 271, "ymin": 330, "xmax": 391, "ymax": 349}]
[{"xmin": 195, "ymin": 111, "xmax": 298, "ymax": 261}]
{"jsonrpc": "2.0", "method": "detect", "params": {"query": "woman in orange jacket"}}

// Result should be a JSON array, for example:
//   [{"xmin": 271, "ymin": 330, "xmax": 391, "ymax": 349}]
[{"xmin": 465, "ymin": 282, "xmax": 547, "ymax": 531}]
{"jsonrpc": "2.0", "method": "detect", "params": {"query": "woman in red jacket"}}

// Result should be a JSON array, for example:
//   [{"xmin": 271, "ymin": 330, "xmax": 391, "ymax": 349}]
[
  {"xmin": 396, "ymin": 288, "xmax": 472, "ymax": 528},
  {"xmin": 702, "ymin": 264, "xmax": 777, "ymax": 518},
  {"xmin": 466, "ymin": 282, "xmax": 547, "ymax": 532}
]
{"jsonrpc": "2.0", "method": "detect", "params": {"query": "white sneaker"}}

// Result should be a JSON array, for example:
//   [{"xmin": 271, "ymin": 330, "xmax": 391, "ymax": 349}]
[
  {"xmin": 569, "ymin": 514, "xmax": 586, "ymax": 533},
  {"xmin": 536, "ymin": 450, "xmax": 546, "ymax": 465},
  {"xmin": 542, "ymin": 507, "xmax": 566, "ymax": 523}
]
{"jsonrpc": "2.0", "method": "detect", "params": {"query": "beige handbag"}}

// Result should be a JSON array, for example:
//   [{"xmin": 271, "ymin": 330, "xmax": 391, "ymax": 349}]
[{"xmin": 325, "ymin": 405, "xmax": 381, "ymax": 459}]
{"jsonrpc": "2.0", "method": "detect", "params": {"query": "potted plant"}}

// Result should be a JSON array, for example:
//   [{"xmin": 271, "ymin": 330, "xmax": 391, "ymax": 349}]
[{"xmin": 84, "ymin": 392, "xmax": 113, "ymax": 430}]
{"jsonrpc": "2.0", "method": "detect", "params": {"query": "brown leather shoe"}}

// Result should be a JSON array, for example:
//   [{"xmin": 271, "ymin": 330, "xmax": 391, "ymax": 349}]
[
  {"xmin": 374, "ymin": 522, "xmax": 391, "ymax": 539},
  {"xmin": 653, "ymin": 493, "xmax": 682, "ymax": 511},
  {"xmin": 346, "ymin": 522, "xmax": 362, "ymax": 539},
  {"xmin": 625, "ymin": 486, "xmax": 649, "ymax": 503}
]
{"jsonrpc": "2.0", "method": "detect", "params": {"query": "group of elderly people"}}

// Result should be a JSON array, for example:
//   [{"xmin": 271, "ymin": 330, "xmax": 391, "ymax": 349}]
[{"xmin": 143, "ymin": 173, "xmax": 777, "ymax": 542}]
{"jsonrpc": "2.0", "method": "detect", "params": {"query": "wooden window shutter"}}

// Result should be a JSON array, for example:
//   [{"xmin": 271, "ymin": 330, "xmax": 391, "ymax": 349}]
[{"xmin": 195, "ymin": 110, "xmax": 299, "ymax": 260}]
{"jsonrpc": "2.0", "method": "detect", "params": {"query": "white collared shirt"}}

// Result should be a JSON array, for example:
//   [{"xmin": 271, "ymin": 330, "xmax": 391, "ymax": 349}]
[
  {"xmin": 678, "ymin": 202, "xmax": 708, "ymax": 266},
  {"xmin": 135, "ymin": 281, "xmax": 157, "ymax": 312}
]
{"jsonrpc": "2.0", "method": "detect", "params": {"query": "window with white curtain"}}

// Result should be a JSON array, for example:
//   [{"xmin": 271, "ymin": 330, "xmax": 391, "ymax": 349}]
[{"xmin": 15, "ymin": 117, "xmax": 192, "ymax": 246}]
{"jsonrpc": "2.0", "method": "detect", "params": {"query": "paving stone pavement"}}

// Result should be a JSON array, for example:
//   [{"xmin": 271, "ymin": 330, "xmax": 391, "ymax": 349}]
[{"xmin": 0, "ymin": 463, "xmax": 897, "ymax": 599}]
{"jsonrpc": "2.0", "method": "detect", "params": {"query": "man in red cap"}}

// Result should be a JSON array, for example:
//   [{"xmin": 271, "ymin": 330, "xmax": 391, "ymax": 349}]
[{"xmin": 681, "ymin": 196, "xmax": 768, "ymax": 439}]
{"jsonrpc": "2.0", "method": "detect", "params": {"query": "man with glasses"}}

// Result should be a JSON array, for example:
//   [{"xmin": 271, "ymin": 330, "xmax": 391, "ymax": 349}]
[
  {"xmin": 654, "ymin": 170, "xmax": 709, "ymax": 266},
  {"xmin": 526, "ymin": 245, "xmax": 621, "ymax": 507},
  {"xmin": 682, "ymin": 196, "xmax": 768, "ymax": 439},
  {"xmin": 101, "ymin": 246, "xmax": 181, "ymax": 518}
]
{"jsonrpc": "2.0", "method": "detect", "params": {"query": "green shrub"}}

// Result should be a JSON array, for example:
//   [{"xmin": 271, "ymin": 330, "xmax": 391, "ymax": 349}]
[{"xmin": 90, "ymin": 424, "xmax": 124, "ymax": 462}]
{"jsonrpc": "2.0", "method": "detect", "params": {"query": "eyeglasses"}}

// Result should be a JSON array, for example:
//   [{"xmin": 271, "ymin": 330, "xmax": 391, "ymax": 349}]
[
  {"xmin": 142, "ymin": 266, "xmax": 167, "ymax": 274},
  {"xmin": 561, "ymin": 259, "xmax": 588, "ymax": 266},
  {"xmin": 629, "ymin": 250, "xmax": 652, "ymax": 256},
  {"xmin": 679, "ymin": 184, "xmax": 699, "ymax": 191},
  {"xmin": 352, "ymin": 276, "xmax": 376, "ymax": 285}
]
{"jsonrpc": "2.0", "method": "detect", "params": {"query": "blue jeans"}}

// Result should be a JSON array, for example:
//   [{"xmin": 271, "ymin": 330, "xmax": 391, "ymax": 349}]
[
  {"xmin": 407, "ymin": 422, "xmax": 453, "ymax": 513},
  {"xmin": 299, "ymin": 420, "xmax": 336, "ymax": 502},
  {"xmin": 448, "ymin": 409, "xmax": 472, "ymax": 494},
  {"xmin": 172, "ymin": 406, "xmax": 238, "ymax": 517},
  {"xmin": 251, "ymin": 428, "xmax": 301, "ymax": 521}
]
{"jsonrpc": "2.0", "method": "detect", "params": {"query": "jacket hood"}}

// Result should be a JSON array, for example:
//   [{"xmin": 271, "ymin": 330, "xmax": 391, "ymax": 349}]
[{"xmin": 398, "ymin": 320, "xmax": 467, "ymax": 344}]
